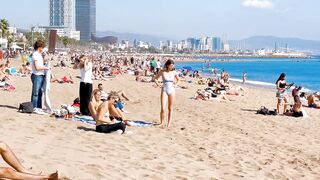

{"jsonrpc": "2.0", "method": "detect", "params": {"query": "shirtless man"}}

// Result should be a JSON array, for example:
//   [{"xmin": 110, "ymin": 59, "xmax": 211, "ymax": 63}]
[{"xmin": 89, "ymin": 89, "xmax": 126, "ymax": 134}]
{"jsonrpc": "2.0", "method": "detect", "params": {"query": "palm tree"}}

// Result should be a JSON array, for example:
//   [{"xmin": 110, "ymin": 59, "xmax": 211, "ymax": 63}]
[{"xmin": 0, "ymin": 19, "xmax": 9, "ymax": 38}]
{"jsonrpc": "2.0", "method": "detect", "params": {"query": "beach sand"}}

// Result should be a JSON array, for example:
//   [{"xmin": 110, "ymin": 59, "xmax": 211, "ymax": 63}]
[{"xmin": 1, "ymin": 60, "xmax": 320, "ymax": 179}]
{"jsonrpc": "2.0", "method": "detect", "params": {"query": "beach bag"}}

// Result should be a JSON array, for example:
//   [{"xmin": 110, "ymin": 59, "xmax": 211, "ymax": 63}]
[
  {"xmin": 257, "ymin": 106, "xmax": 269, "ymax": 115},
  {"xmin": 18, "ymin": 102, "xmax": 34, "ymax": 113}
]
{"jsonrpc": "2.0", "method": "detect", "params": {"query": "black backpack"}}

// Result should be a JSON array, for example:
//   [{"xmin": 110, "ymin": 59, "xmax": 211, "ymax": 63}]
[
  {"xmin": 18, "ymin": 102, "xmax": 34, "ymax": 113},
  {"xmin": 257, "ymin": 106, "xmax": 269, "ymax": 115}
]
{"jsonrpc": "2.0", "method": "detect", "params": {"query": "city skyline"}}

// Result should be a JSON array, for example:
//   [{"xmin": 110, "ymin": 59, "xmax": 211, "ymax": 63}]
[{"xmin": 1, "ymin": 0, "xmax": 320, "ymax": 41}]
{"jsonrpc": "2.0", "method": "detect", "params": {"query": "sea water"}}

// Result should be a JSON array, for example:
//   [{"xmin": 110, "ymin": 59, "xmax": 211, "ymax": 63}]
[{"xmin": 175, "ymin": 56, "xmax": 320, "ymax": 92}]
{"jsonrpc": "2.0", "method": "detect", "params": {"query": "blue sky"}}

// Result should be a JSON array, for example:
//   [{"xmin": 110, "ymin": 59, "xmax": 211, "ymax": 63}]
[{"xmin": 1, "ymin": 0, "xmax": 320, "ymax": 40}]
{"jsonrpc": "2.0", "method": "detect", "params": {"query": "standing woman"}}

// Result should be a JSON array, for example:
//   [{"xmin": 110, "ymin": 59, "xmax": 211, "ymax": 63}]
[
  {"xmin": 275, "ymin": 73, "xmax": 292, "ymax": 114},
  {"xmin": 154, "ymin": 59, "xmax": 180, "ymax": 127},
  {"xmin": 31, "ymin": 40, "xmax": 49, "ymax": 109},
  {"xmin": 74, "ymin": 55, "xmax": 93, "ymax": 115}
]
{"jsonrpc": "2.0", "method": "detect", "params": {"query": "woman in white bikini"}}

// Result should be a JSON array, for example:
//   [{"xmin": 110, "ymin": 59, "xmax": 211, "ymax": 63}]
[{"xmin": 154, "ymin": 60, "xmax": 180, "ymax": 127}]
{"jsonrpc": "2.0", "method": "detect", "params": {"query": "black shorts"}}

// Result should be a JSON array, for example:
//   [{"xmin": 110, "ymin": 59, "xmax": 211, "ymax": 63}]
[{"xmin": 96, "ymin": 123, "xmax": 126, "ymax": 133}]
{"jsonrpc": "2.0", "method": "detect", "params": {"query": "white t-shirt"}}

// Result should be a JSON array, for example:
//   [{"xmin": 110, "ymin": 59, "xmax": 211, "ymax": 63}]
[
  {"xmin": 31, "ymin": 51, "xmax": 45, "ymax": 75},
  {"xmin": 80, "ymin": 62, "xmax": 93, "ymax": 83},
  {"xmin": 156, "ymin": 61, "xmax": 161, "ymax": 68}
]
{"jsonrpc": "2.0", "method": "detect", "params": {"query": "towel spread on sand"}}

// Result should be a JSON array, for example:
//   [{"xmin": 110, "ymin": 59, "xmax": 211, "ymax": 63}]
[{"xmin": 58, "ymin": 115, "xmax": 154, "ymax": 127}]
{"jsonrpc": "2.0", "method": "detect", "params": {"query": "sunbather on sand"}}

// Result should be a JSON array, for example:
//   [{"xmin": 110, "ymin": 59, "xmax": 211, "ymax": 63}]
[
  {"xmin": 0, "ymin": 141, "xmax": 58, "ymax": 180},
  {"xmin": 51, "ymin": 74, "xmax": 74, "ymax": 84},
  {"xmin": 89, "ymin": 89, "xmax": 126, "ymax": 134},
  {"xmin": 307, "ymin": 94, "xmax": 320, "ymax": 108},
  {"xmin": 194, "ymin": 89, "xmax": 230, "ymax": 102},
  {"xmin": 18, "ymin": 62, "xmax": 31, "ymax": 76}
]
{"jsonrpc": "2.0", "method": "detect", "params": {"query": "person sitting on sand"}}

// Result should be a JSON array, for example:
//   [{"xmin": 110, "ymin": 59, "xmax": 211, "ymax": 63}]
[
  {"xmin": 0, "ymin": 141, "xmax": 58, "ymax": 180},
  {"xmin": 307, "ymin": 94, "xmax": 320, "ymax": 108},
  {"xmin": 88, "ymin": 89, "xmax": 126, "ymax": 134},
  {"xmin": 107, "ymin": 92, "xmax": 130, "ymax": 123},
  {"xmin": 18, "ymin": 62, "xmax": 32, "ymax": 76},
  {"xmin": 285, "ymin": 100, "xmax": 304, "ymax": 117}
]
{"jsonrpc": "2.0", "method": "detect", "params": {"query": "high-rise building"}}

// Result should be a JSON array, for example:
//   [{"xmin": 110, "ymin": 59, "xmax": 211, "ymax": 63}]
[
  {"xmin": 49, "ymin": 0, "xmax": 75, "ymax": 28},
  {"xmin": 212, "ymin": 37, "xmax": 222, "ymax": 52},
  {"xmin": 49, "ymin": 0, "xmax": 80, "ymax": 40},
  {"xmin": 75, "ymin": 0, "xmax": 96, "ymax": 41}
]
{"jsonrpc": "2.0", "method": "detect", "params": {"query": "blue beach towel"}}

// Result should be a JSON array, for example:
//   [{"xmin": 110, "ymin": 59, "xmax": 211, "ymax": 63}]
[
  {"xmin": 56, "ymin": 115, "xmax": 96, "ymax": 125},
  {"xmin": 128, "ymin": 120, "xmax": 154, "ymax": 127}
]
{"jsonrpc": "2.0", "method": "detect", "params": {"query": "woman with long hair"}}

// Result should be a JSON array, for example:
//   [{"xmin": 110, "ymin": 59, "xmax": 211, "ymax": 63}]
[
  {"xmin": 154, "ymin": 59, "xmax": 180, "ymax": 127},
  {"xmin": 275, "ymin": 73, "xmax": 293, "ymax": 114}
]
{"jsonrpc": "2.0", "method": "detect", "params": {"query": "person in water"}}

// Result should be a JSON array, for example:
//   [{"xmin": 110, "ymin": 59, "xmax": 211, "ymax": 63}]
[
  {"xmin": 154, "ymin": 59, "xmax": 180, "ymax": 127},
  {"xmin": 275, "ymin": 73, "xmax": 293, "ymax": 114}
]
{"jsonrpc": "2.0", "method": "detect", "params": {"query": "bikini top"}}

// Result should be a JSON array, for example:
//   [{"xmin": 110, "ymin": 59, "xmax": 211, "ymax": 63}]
[{"xmin": 279, "ymin": 82, "xmax": 286, "ymax": 88}]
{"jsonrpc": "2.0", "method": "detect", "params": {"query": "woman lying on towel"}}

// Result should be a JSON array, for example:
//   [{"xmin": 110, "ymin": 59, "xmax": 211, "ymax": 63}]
[
  {"xmin": 89, "ymin": 89, "xmax": 126, "ymax": 134},
  {"xmin": 0, "ymin": 141, "xmax": 58, "ymax": 180}
]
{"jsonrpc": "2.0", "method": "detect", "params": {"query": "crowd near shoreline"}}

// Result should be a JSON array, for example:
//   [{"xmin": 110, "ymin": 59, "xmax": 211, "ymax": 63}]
[{"xmin": 0, "ymin": 43, "xmax": 320, "ymax": 179}]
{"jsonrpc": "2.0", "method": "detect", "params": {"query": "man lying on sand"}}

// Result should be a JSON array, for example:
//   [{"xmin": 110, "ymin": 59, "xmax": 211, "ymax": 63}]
[{"xmin": 0, "ymin": 141, "xmax": 58, "ymax": 180}]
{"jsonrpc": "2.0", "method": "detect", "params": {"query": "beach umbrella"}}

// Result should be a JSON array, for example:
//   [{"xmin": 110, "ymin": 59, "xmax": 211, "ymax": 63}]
[{"xmin": 10, "ymin": 44, "xmax": 23, "ymax": 50}]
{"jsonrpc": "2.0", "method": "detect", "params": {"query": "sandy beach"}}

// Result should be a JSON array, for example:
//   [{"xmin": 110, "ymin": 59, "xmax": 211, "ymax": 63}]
[{"xmin": 1, "ymin": 59, "xmax": 320, "ymax": 179}]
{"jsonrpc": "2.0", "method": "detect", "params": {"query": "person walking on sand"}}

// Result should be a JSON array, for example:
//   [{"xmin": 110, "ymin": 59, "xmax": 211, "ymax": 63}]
[
  {"xmin": 73, "ymin": 55, "xmax": 93, "ymax": 115},
  {"xmin": 0, "ymin": 141, "xmax": 58, "ymax": 180},
  {"xmin": 242, "ymin": 72, "xmax": 247, "ymax": 84},
  {"xmin": 154, "ymin": 59, "xmax": 180, "ymax": 127}
]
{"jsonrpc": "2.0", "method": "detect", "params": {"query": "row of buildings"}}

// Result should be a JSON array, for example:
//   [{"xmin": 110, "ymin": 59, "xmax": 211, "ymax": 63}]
[{"xmin": 160, "ymin": 37, "xmax": 230, "ymax": 52}]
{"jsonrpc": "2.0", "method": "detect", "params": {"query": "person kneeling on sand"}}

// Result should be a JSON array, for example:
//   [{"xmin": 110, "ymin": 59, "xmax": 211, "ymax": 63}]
[
  {"xmin": 284, "ymin": 100, "xmax": 304, "ymax": 117},
  {"xmin": 0, "ymin": 141, "xmax": 58, "ymax": 180},
  {"xmin": 89, "ymin": 89, "xmax": 126, "ymax": 134}
]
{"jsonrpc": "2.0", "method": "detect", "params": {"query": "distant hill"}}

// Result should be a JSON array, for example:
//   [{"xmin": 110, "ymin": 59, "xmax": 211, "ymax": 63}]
[
  {"xmin": 96, "ymin": 31, "xmax": 174, "ymax": 46},
  {"xmin": 91, "ymin": 34, "xmax": 118, "ymax": 44},
  {"xmin": 230, "ymin": 36, "xmax": 320, "ymax": 51}
]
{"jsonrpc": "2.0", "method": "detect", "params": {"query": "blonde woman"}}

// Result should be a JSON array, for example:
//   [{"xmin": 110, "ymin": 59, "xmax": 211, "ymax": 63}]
[{"xmin": 89, "ymin": 89, "xmax": 126, "ymax": 134}]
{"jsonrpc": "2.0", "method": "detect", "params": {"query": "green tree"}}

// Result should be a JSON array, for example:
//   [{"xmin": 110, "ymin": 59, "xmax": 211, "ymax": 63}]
[
  {"xmin": 0, "ymin": 19, "xmax": 9, "ymax": 38},
  {"xmin": 61, "ymin": 36, "xmax": 70, "ymax": 48}
]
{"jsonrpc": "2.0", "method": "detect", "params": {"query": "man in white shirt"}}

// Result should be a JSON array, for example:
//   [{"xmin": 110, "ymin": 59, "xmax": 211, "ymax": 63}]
[{"xmin": 30, "ymin": 40, "xmax": 50, "ymax": 109}]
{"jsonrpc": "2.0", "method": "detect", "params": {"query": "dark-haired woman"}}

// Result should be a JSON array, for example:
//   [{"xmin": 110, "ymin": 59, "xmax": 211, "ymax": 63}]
[
  {"xmin": 74, "ymin": 55, "xmax": 93, "ymax": 115},
  {"xmin": 275, "ymin": 73, "xmax": 292, "ymax": 114},
  {"xmin": 154, "ymin": 60, "xmax": 180, "ymax": 127},
  {"xmin": 31, "ymin": 40, "xmax": 50, "ymax": 109}
]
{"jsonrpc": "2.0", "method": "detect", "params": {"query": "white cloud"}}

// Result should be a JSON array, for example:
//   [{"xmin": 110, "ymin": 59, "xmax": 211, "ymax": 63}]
[{"xmin": 242, "ymin": 0, "xmax": 274, "ymax": 9}]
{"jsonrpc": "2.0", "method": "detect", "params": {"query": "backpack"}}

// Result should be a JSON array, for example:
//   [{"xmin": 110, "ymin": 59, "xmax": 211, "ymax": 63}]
[
  {"xmin": 18, "ymin": 102, "xmax": 34, "ymax": 113},
  {"xmin": 257, "ymin": 106, "xmax": 278, "ymax": 116},
  {"xmin": 257, "ymin": 106, "xmax": 269, "ymax": 115}
]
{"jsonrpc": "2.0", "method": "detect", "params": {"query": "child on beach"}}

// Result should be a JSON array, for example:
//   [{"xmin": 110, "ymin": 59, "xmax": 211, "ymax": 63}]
[{"xmin": 154, "ymin": 59, "xmax": 180, "ymax": 127}]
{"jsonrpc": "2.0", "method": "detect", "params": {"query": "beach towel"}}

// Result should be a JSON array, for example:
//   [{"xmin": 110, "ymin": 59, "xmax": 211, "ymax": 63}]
[
  {"xmin": 71, "ymin": 115, "xmax": 96, "ymax": 125},
  {"xmin": 43, "ymin": 62, "xmax": 52, "ymax": 112},
  {"xmin": 127, "ymin": 120, "xmax": 154, "ymax": 127},
  {"xmin": 55, "ymin": 115, "xmax": 96, "ymax": 125}
]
